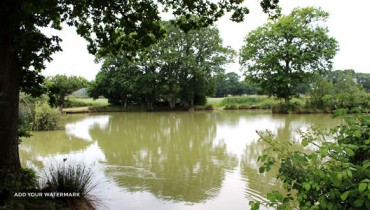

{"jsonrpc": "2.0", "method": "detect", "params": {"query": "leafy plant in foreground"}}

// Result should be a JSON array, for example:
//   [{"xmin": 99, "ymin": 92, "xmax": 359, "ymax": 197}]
[
  {"xmin": 42, "ymin": 163, "xmax": 99, "ymax": 209},
  {"xmin": 251, "ymin": 112, "xmax": 370, "ymax": 210}
]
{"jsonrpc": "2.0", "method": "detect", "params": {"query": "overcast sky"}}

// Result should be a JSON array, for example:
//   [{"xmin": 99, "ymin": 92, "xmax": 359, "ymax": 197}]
[{"xmin": 43, "ymin": 0, "xmax": 370, "ymax": 81}]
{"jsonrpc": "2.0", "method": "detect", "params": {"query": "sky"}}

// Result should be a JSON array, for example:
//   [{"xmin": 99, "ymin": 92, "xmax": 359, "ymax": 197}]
[{"xmin": 43, "ymin": 0, "xmax": 370, "ymax": 81}]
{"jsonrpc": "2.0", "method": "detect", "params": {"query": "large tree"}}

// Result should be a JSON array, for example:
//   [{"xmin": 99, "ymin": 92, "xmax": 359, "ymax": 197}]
[
  {"xmin": 46, "ymin": 75, "xmax": 88, "ymax": 113},
  {"xmin": 240, "ymin": 7, "xmax": 338, "ymax": 106},
  {"xmin": 89, "ymin": 23, "xmax": 234, "ymax": 109},
  {"xmin": 0, "ymin": 0, "xmax": 279, "ymax": 199}
]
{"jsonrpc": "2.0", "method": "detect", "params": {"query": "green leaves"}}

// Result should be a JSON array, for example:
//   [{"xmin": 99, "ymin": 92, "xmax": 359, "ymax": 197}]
[
  {"xmin": 302, "ymin": 182, "xmax": 311, "ymax": 191},
  {"xmin": 89, "ymin": 24, "xmax": 233, "ymax": 108},
  {"xmin": 252, "ymin": 114, "xmax": 370, "ymax": 210},
  {"xmin": 45, "ymin": 75, "xmax": 88, "ymax": 112},
  {"xmin": 341, "ymin": 191, "xmax": 350, "ymax": 201},
  {"xmin": 359, "ymin": 183, "xmax": 367, "ymax": 192},
  {"xmin": 240, "ymin": 7, "xmax": 338, "ymax": 105}
]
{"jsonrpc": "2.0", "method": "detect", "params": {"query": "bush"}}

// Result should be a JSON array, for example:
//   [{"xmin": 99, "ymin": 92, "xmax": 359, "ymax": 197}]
[
  {"xmin": 220, "ymin": 96, "xmax": 282, "ymax": 109},
  {"xmin": 251, "ymin": 113, "xmax": 370, "ymax": 210},
  {"xmin": 64, "ymin": 99, "xmax": 90, "ymax": 108},
  {"xmin": 193, "ymin": 104, "xmax": 214, "ymax": 110},
  {"xmin": 0, "ymin": 168, "xmax": 38, "ymax": 207},
  {"xmin": 32, "ymin": 102, "xmax": 61, "ymax": 131},
  {"xmin": 239, "ymin": 104, "xmax": 250, "ymax": 109},
  {"xmin": 20, "ymin": 168, "xmax": 38, "ymax": 191},
  {"xmin": 224, "ymin": 104, "xmax": 239, "ymax": 110},
  {"xmin": 42, "ymin": 163, "xmax": 99, "ymax": 209}
]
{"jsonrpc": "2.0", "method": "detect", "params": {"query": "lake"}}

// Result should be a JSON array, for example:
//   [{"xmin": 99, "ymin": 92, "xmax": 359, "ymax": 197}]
[{"xmin": 19, "ymin": 111, "xmax": 339, "ymax": 210}]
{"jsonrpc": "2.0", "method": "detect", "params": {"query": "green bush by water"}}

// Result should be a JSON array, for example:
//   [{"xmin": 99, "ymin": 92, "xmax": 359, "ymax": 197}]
[
  {"xmin": 220, "ymin": 96, "xmax": 281, "ymax": 109},
  {"xmin": 42, "ymin": 163, "xmax": 99, "ymax": 209},
  {"xmin": 251, "ymin": 113, "xmax": 370, "ymax": 210},
  {"xmin": 64, "ymin": 98, "xmax": 109, "ymax": 108},
  {"xmin": 32, "ymin": 102, "xmax": 61, "ymax": 131}
]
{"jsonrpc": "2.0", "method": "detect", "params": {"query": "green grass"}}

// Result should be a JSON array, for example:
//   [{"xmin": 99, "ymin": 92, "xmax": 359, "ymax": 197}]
[
  {"xmin": 206, "ymin": 97, "xmax": 224, "ymax": 107},
  {"xmin": 65, "ymin": 98, "xmax": 109, "ymax": 108},
  {"xmin": 213, "ymin": 95, "xmax": 308, "ymax": 111},
  {"xmin": 219, "ymin": 95, "xmax": 281, "ymax": 109}
]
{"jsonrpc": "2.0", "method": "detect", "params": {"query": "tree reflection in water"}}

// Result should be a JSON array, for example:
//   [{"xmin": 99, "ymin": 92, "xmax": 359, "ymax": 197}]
[
  {"xmin": 19, "ymin": 111, "xmax": 341, "ymax": 209},
  {"xmin": 240, "ymin": 114, "xmax": 340, "ymax": 202},
  {"xmin": 90, "ymin": 112, "xmax": 238, "ymax": 203}
]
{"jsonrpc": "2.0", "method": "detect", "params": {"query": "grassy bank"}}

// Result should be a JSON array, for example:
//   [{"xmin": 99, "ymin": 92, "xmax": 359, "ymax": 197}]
[
  {"xmin": 213, "ymin": 95, "xmax": 336, "ymax": 113},
  {"xmin": 219, "ymin": 95, "xmax": 282, "ymax": 109},
  {"xmin": 64, "ymin": 98, "xmax": 109, "ymax": 108},
  {"xmin": 64, "ymin": 95, "xmax": 369, "ymax": 114},
  {"xmin": 63, "ymin": 96, "xmax": 301, "ymax": 113},
  {"xmin": 63, "ymin": 98, "xmax": 215, "ymax": 114}
]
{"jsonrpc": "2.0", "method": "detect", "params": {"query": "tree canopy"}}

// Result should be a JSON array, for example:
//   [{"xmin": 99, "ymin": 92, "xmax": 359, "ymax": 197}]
[
  {"xmin": 0, "ymin": 0, "xmax": 281, "ymax": 178},
  {"xmin": 239, "ymin": 7, "xmax": 338, "ymax": 106},
  {"xmin": 89, "ymin": 23, "xmax": 234, "ymax": 109},
  {"xmin": 45, "ymin": 75, "xmax": 88, "ymax": 113}
]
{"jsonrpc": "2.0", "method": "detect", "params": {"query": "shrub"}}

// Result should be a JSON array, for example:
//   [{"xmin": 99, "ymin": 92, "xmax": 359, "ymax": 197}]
[
  {"xmin": 20, "ymin": 168, "xmax": 38, "ymax": 191},
  {"xmin": 238, "ymin": 104, "xmax": 250, "ymax": 109},
  {"xmin": 250, "ymin": 112, "xmax": 370, "ymax": 210},
  {"xmin": 32, "ymin": 102, "xmax": 61, "ymax": 131},
  {"xmin": 42, "ymin": 163, "xmax": 99, "ymax": 209},
  {"xmin": 193, "ymin": 104, "xmax": 214, "ymax": 110},
  {"xmin": 0, "ymin": 168, "xmax": 38, "ymax": 208},
  {"xmin": 220, "ymin": 96, "xmax": 282, "ymax": 109},
  {"xmin": 64, "ymin": 99, "xmax": 90, "ymax": 108},
  {"xmin": 224, "ymin": 104, "xmax": 239, "ymax": 110}
]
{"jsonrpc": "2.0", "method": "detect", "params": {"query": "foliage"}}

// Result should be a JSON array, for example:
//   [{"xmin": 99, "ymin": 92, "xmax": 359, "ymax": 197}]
[
  {"xmin": 43, "ymin": 163, "xmax": 96, "ymax": 197},
  {"xmin": 308, "ymin": 76, "xmax": 334, "ymax": 109},
  {"xmin": 89, "ymin": 23, "xmax": 234, "ymax": 109},
  {"xmin": 68, "ymin": 88, "xmax": 89, "ymax": 98},
  {"xmin": 0, "ymin": 0, "xmax": 279, "ymax": 203},
  {"xmin": 220, "ymin": 95, "xmax": 281, "ymax": 109},
  {"xmin": 356, "ymin": 72, "xmax": 370, "ymax": 92},
  {"xmin": 251, "ymin": 113, "xmax": 370, "ymax": 210},
  {"xmin": 19, "ymin": 168, "xmax": 38, "ymax": 191},
  {"xmin": 215, "ymin": 72, "xmax": 261, "ymax": 97},
  {"xmin": 63, "ymin": 98, "xmax": 108, "ymax": 108},
  {"xmin": 32, "ymin": 101, "xmax": 61, "ymax": 131},
  {"xmin": 224, "ymin": 104, "xmax": 239, "ymax": 110},
  {"xmin": 19, "ymin": 93, "xmax": 63, "ymax": 132},
  {"xmin": 0, "ymin": 168, "xmax": 38, "ymax": 208},
  {"xmin": 240, "ymin": 7, "xmax": 338, "ymax": 105},
  {"xmin": 18, "ymin": 95, "xmax": 33, "ymax": 143},
  {"xmin": 308, "ymin": 71, "xmax": 369, "ymax": 111},
  {"xmin": 42, "ymin": 163, "xmax": 98, "ymax": 209},
  {"xmin": 45, "ymin": 75, "xmax": 88, "ymax": 113}
]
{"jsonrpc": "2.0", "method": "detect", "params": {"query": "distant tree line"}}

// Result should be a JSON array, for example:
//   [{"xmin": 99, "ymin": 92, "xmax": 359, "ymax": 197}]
[
  {"xmin": 214, "ymin": 72, "xmax": 261, "ymax": 97},
  {"xmin": 214, "ymin": 69, "xmax": 370, "ymax": 98}
]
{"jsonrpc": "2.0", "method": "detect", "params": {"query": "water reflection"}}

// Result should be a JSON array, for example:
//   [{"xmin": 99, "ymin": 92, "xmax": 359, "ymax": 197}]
[
  {"xmin": 90, "ymin": 112, "xmax": 238, "ymax": 203},
  {"xmin": 240, "ymin": 114, "xmax": 339, "ymax": 201},
  {"xmin": 20, "ymin": 114, "xmax": 110, "ymax": 170},
  {"xmin": 66, "ymin": 115, "xmax": 110, "ymax": 141},
  {"xmin": 19, "ymin": 111, "xmax": 339, "ymax": 210}
]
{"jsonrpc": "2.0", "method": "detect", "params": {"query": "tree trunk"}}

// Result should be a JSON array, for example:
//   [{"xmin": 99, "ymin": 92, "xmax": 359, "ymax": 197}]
[
  {"xmin": 120, "ymin": 95, "xmax": 127, "ymax": 109},
  {"xmin": 169, "ymin": 97, "xmax": 176, "ymax": 109},
  {"xmin": 0, "ymin": 0, "xmax": 22, "ymax": 184},
  {"xmin": 284, "ymin": 97, "xmax": 290, "ymax": 106},
  {"xmin": 57, "ymin": 94, "xmax": 65, "ymax": 114},
  {"xmin": 145, "ymin": 98, "xmax": 153, "ymax": 111},
  {"xmin": 58, "ymin": 103, "xmax": 64, "ymax": 114}
]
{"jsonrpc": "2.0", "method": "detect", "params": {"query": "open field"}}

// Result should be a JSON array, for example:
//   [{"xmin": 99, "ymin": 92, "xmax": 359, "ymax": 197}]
[
  {"xmin": 65, "ymin": 98, "xmax": 109, "ymax": 107},
  {"xmin": 206, "ymin": 97, "xmax": 224, "ymax": 107}
]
